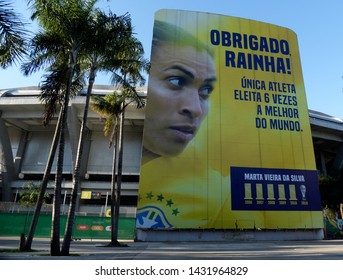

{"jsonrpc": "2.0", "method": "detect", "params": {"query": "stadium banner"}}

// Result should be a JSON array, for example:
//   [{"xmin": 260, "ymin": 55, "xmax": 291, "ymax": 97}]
[{"xmin": 136, "ymin": 9, "xmax": 323, "ymax": 231}]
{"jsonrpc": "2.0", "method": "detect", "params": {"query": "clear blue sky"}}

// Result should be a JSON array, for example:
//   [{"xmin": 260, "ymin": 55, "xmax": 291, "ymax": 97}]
[{"xmin": 2, "ymin": 0, "xmax": 343, "ymax": 118}]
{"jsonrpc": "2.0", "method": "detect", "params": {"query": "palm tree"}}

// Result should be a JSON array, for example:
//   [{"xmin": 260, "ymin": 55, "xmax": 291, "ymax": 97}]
[
  {"xmin": 62, "ymin": 9, "xmax": 148, "ymax": 251},
  {"xmin": 106, "ymin": 41, "xmax": 149, "ymax": 246},
  {"xmin": 89, "ymin": 16, "xmax": 149, "ymax": 246},
  {"xmin": 20, "ymin": 0, "xmax": 148, "ymax": 254},
  {"xmin": 22, "ymin": 65, "xmax": 83, "ymax": 251},
  {"xmin": 0, "ymin": 0, "xmax": 27, "ymax": 68},
  {"xmin": 61, "ymin": 11, "xmax": 139, "ymax": 255},
  {"xmin": 91, "ymin": 86, "xmax": 146, "ymax": 246},
  {"xmin": 23, "ymin": 0, "xmax": 98, "ymax": 256},
  {"xmin": 91, "ymin": 93, "xmax": 125, "ymax": 246},
  {"xmin": 0, "ymin": 0, "xmax": 27, "ymax": 211}
]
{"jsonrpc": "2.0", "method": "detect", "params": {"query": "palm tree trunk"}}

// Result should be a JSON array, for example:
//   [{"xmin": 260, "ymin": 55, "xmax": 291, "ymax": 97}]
[
  {"xmin": 113, "ymin": 107, "xmax": 125, "ymax": 244},
  {"xmin": 50, "ymin": 103, "xmax": 67, "ymax": 256},
  {"xmin": 50, "ymin": 53, "xmax": 76, "ymax": 256},
  {"xmin": 109, "ymin": 118, "xmax": 119, "ymax": 246},
  {"xmin": 23, "ymin": 108, "xmax": 62, "ymax": 251},
  {"xmin": 61, "ymin": 66, "xmax": 96, "ymax": 256}
]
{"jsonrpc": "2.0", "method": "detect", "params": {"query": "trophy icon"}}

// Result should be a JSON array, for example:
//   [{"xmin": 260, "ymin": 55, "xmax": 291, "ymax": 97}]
[{"xmin": 300, "ymin": 185, "xmax": 306, "ymax": 200}]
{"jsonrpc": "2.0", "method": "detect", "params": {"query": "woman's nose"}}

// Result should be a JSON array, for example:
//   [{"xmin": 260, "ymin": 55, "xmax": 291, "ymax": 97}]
[{"xmin": 179, "ymin": 89, "xmax": 203, "ymax": 119}]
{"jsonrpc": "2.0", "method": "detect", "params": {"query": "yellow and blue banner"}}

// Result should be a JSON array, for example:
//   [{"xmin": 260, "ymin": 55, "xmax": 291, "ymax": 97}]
[{"xmin": 136, "ymin": 9, "xmax": 323, "ymax": 231}]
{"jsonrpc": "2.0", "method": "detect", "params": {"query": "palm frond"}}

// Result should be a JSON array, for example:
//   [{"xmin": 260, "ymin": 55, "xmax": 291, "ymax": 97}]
[
  {"xmin": 0, "ymin": 0, "xmax": 28, "ymax": 68},
  {"xmin": 39, "ymin": 62, "xmax": 83, "ymax": 126}
]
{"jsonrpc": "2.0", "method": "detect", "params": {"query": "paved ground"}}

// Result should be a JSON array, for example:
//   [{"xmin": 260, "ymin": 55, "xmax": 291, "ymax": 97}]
[{"xmin": 1, "ymin": 236, "xmax": 343, "ymax": 260}]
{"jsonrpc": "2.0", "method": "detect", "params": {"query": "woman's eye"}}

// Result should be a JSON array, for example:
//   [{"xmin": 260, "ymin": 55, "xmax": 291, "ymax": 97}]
[
  {"xmin": 198, "ymin": 86, "xmax": 213, "ymax": 98},
  {"xmin": 168, "ymin": 77, "xmax": 185, "ymax": 88}
]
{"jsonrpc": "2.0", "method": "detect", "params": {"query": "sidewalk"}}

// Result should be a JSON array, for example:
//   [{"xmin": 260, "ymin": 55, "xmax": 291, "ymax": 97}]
[{"xmin": 1, "ymin": 236, "xmax": 343, "ymax": 260}]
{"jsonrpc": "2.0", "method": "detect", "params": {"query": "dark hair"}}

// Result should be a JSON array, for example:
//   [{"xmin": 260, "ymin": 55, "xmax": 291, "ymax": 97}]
[{"xmin": 151, "ymin": 20, "xmax": 213, "ymax": 56}]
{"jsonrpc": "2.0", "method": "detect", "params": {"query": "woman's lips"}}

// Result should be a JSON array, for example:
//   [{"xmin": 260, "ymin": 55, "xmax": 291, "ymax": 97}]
[{"xmin": 169, "ymin": 125, "xmax": 197, "ymax": 142}]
